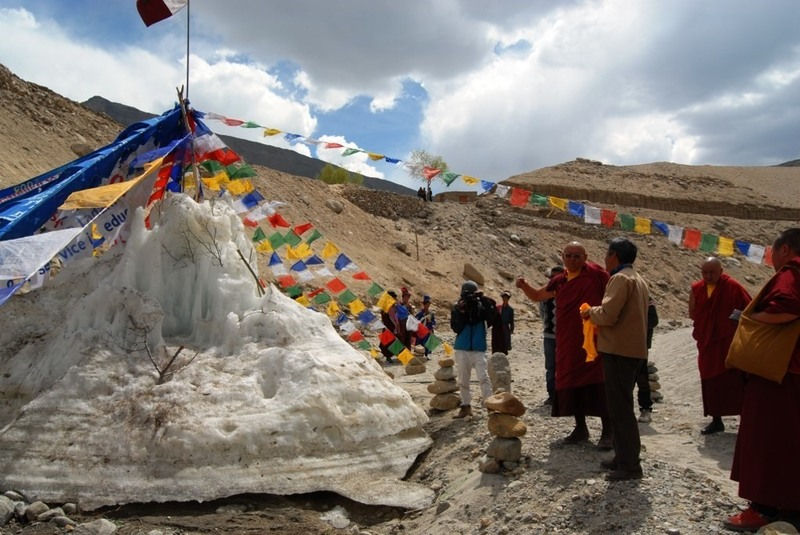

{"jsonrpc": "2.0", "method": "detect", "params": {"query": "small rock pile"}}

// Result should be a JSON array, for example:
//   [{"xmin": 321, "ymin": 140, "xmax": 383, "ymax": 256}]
[
  {"xmin": 427, "ymin": 356, "xmax": 460, "ymax": 411},
  {"xmin": 0, "ymin": 490, "xmax": 118, "ymax": 533},
  {"xmin": 648, "ymin": 362, "xmax": 664, "ymax": 403},
  {"xmin": 479, "ymin": 352, "xmax": 527, "ymax": 474},
  {"xmin": 479, "ymin": 391, "xmax": 527, "ymax": 474},
  {"xmin": 405, "ymin": 348, "xmax": 432, "ymax": 375}
]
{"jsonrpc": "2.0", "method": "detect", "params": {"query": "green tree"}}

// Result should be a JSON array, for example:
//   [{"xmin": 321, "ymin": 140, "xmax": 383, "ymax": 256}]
[
  {"xmin": 348, "ymin": 172, "xmax": 364, "ymax": 186},
  {"xmin": 318, "ymin": 163, "xmax": 351, "ymax": 184},
  {"xmin": 406, "ymin": 149, "xmax": 448, "ymax": 184}
]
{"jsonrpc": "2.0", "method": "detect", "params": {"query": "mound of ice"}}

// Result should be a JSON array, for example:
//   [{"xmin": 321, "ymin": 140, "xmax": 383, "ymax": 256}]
[{"xmin": 0, "ymin": 195, "xmax": 432, "ymax": 510}]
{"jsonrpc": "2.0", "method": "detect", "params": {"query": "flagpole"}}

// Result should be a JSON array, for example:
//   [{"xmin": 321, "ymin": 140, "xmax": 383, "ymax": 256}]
[{"xmin": 185, "ymin": 0, "xmax": 190, "ymax": 99}]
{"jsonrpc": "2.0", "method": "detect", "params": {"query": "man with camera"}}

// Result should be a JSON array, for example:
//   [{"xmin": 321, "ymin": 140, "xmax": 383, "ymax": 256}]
[{"xmin": 451, "ymin": 280, "xmax": 496, "ymax": 418}]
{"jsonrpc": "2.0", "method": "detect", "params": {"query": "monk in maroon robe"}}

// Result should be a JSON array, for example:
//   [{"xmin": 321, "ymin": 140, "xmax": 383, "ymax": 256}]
[
  {"xmin": 517, "ymin": 242, "xmax": 612, "ymax": 448},
  {"xmin": 725, "ymin": 228, "xmax": 800, "ymax": 531},
  {"xmin": 688, "ymin": 257, "xmax": 751, "ymax": 434}
]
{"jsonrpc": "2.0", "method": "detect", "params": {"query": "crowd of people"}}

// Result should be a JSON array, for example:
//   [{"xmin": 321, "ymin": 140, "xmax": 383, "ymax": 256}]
[{"xmin": 379, "ymin": 228, "xmax": 800, "ymax": 532}]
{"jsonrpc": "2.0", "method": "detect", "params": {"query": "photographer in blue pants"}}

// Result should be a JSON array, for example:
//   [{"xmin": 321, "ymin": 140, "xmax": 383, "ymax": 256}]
[{"xmin": 451, "ymin": 280, "xmax": 497, "ymax": 419}]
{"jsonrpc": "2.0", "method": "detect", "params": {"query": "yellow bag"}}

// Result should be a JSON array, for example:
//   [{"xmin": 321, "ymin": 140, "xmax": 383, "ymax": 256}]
[{"xmin": 725, "ymin": 269, "xmax": 800, "ymax": 383}]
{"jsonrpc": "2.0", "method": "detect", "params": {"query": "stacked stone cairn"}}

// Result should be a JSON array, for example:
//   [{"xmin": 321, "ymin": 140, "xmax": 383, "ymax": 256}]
[
  {"xmin": 480, "ymin": 352, "xmax": 527, "ymax": 474},
  {"xmin": 427, "ymin": 356, "xmax": 460, "ymax": 411},
  {"xmin": 648, "ymin": 362, "xmax": 664, "ymax": 403},
  {"xmin": 405, "ymin": 347, "xmax": 427, "ymax": 376}
]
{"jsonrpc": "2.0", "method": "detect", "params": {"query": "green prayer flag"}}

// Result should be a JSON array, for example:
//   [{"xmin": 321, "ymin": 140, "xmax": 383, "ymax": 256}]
[
  {"xmin": 243, "ymin": 121, "xmax": 261, "ymax": 128},
  {"xmin": 200, "ymin": 160, "xmax": 226, "ymax": 175},
  {"xmin": 619, "ymin": 213, "xmax": 635, "ymax": 231},
  {"xmin": 531, "ymin": 194, "xmax": 548, "ymax": 207},
  {"xmin": 268, "ymin": 232, "xmax": 285, "ymax": 249},
  {"xmin": 312, "ymin": 292, "xmax": 332, "ymax": 305},
  {"xmin": 388, "ymin": 339, "xmax": 405, "ymax": 355},
  {"xmin": 424, "ymin": 335, "xmax": 442, "ymax": 352},
  {"xmin": 226, "ymin": 163, "xmax": 256, "ymax": 179},
  {"xmin": 441, "ymin": 172, "xmax": 460, "ymax": 186},
  {"xmin": 306, "ymin": 229, "xmax": 323, "ymax": 244},
  {"xmin": 338, "ymin": 289, "xmax": 357, "ymax": 305},
  {"xmin": 286, "ymin": 285, "xmax": 302, "ymax": 298},
  {"xmin": 357, "ymin": 340, "xmax": 371, "ymax": 351},
  {"xmin": 700, "ymin": 233, "xmax": 719, "ymax": 252},
  {"xmin": 342, "ymin": 148, "xmax": 361, "ymax": 157},
  {"xmin": 283, "ymin": 230, "xmax": 302, "ymax": 247},
  {"xmin": 251, "ymin": 227, "xmax": 267, "ymax": 242},
  {"xmin": 367, "ymin": 282, "xmax": 384, "ymax": 298}
]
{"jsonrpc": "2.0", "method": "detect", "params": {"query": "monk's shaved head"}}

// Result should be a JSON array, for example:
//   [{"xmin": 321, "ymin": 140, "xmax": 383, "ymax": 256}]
[
  {"xmin": 701, "ymin": 257, "xmax": 723, "ymax": 284},
  {"xmin": 562, "ymin": 241, "xmax": 588, "ymax": 272},
  {"xmin": 563, "ymin": 241, "xmax": 586, "ymax": 255}
]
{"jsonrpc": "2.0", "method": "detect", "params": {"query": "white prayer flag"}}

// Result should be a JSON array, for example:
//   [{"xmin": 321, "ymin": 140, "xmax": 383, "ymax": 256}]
[
  {"xmin": 584, "ymin": 206, "xmax": 601, "ymax": 225},
  {"xmin": 746, "ymin": 244, "xmax": 765, "ymax": 264},
  {"xmin": 667, "ymin": 225, "xmax": 683, "ymax": 245}
]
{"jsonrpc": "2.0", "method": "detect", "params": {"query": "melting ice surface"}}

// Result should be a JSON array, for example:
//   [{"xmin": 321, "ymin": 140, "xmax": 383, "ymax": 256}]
[{"xmin": 0, "ymin": 194, "xmax": 432, "ymax": 510}]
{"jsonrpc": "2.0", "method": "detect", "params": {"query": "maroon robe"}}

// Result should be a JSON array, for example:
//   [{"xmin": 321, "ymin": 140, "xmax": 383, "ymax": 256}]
[
  {"xmin": 546, "ymin": 262, "xmax": 609, "ymax": 417},
  {"xmin": 731, "ymin": 257, "xmax": 800, "ymax": 511},
  {"xmin": 691, "ymin": 274, "xmax": 751, "ymax": 416}
]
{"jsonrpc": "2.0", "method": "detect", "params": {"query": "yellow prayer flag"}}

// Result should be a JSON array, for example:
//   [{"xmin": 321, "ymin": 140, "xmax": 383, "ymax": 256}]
[
  {"xmin": 397, "ymin": 348, "xmax": 414, "ymax": 366},
  {"xmin": 718, "ymin": 236, "xmax": 734, "ymax": 256},
  {"xmin": 370, "ymin": 348, "xmax": 379, "ymax": 359},
  {"xmin": 443, "ymin": 342, "xmax": 453, "ymax": 356},
  {"xmin": 202, "ymin": 171, "xmax": 229, "ymax": 191},
  {"xmin": 349, "ymin": 298, "xmax": 366, "ymax": 316},
  {"xmin": 293, "ymin": 242, "xmax": 312, "ymax": 259},
  {"xmin": 548, "ymin": 196, "xmax": 568, "ymax": 211},
  {"xmin": 321, "ymin": 241, "xmax": 340, "ymax": 260},
  {"xmin": 59, "ymin": 157, "xmax": 164, "ymax": 210},
  {"xmin": 91, "ymin": 223, "xmax": 102, "ymax": 240},
  {"xmin": 226, "ymin": 179, "xmax": 254, "ymax": 196},
  {"xmin": 634, "ymin": 217, "xmax": 651, "ymax": 235},
  {"xmin": 285, "ymin": 245, "xmax": 301, "ymax": 260},
  {"xmin": 376, "ymin": 291, "xmax": 396, "ymax": 313},
  {"xmin": 182, "ymin": 171, "xmax": 197, "ymax": 190},
  {"xmin": 256, "ymin": 241, "xmax": 273, "ymax": 253},
  {"xmin": 326, "ymin": 301, "xmax": 340, "ymax": 318},
  {"xmin": 263, "ymin": 128, "xmax": 282, "ymax": 136},
  {"xmin": 295, "ymin": 295, "xmax": 310, "ymax": 307},
  {"xmin": 367, "ymin": 152, "xmax": 384, "ymax": 161},
  {"xmin": 461, "ymin": 175, "xmax": 479, "ymax": 185}
]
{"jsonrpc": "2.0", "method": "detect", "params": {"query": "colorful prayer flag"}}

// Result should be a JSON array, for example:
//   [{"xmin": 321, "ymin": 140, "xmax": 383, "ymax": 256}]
[
  {"xmin": 267, "ymin": 212, "xmax": 291, "ymax": 228},
  {"xmin": 683, "ymin": 228, "xmax": 701, "ymax": 250},
  {"xmin": 321, "ymin": 241, "xmax": 340, "ymax": 259},
  {"xmin": 423, "ymin": 166, "xmax": 442, "ymax": 180},
  {"xmin": 379, "ymin": 329, "xmax": 396, "ymax": 346},
  {"xmin": 584, "ymin": 206, "xmax": 601, "ymax": 225},
  {"xmin": 424, "ymin": 335, "xmax": 442, "ymax": 353},
  {"xmin": 268, "ymin": 232, "xmax": 285, "ymax": 250},
  {"xmin": 764, "ymin": 246, "xmax": 773, "ymax": 267},
  {"xmin": 326, "ymin": 278, "xmax": 347, "ymax": 294},
  {"xmin": 326, "ymin": 301, "xmax": 340, "ymax": 317},
  {"xmin": 352, "ymin": 271, "xmax": 371, "ymax": 281},
  {"xmin": 619, "ymin": 213, "xmax": 635, "ymax": 231},
  {"xmin": 294, "ymin": 222, "xmax": 313, "ymax": 236},
  {"xmin": 441, "ymin": 172, "xmax": 460, "ymax": 186},
  {"xmin": 568, "ymin": 201, "xmax": 585, "ymax": 218},
  {"xmin": 746, "ymin": 244, "xmax": 765, "ymax": 264},
  {"xmin": 334, "ymin": 253, "xmax": 352, "ymax": 271},
  {"xmin": 349, "ymin": 298, "xmax": 366, "ymax": 316},
  {"xmin": 252, "ymin": 227, "xmax": 267, "ymax": 242},
  {"xmin": 634, "ymin": 217, "xmax": 651, "ymax": 235},
  {"xmin": 376, "ymin": 291, "xmax": 396, "ymax": 313},
  {"xmin": 397, "ymin": 348, "xmax": 414, "ymax": 366},
  {"xmin": 306, "ymin": 229, "xmax": 323, "ymax": 244},
  {"xmin": 461, "ymin": 175, "xmax": 479, "ymax": 185},
  {"xmin": 509, "ymin": 187, "xmax": 531, "ymax": 207},
  {"xmin": 601, "ymin": 209, "xmax": 616, "ymax": 228},
  {"xmin": 277, "ymin": 275, "xmax": 296, "ymax": 288},
  {"xmin": 388, "ymin": 339, "xmax": 405, "ymax": 356},
  {"xmin": 283, "ymin": 230, "xmax": 302, "ymax": 247},
  {"xmin": 549, "ymin": 196, "xmax": 567, "ymax": 211},
  {"xmin": 494, "ymin": 184, "xmax": 509, "ymax": 198},
  {"xmin": 313, "ymin": 292, "xmax": 332, "ymax": 305},
  {"xmin": 667, "ymin": 225, "xmax": 683, "ymax": 245},
  {"xmin": 700, "ymin": 233, "xmax": 718, "ymax": 253},
  {"xmin": 367, "ymin": 282, "xmax": 384, "ymax": 298},
  {"xmin": 652, "ymin": 221, "xmax": 669, "ymax": 235},
  {"xmin": 338, "ymin": 289, "xmax": 357, "ymax": 305},
  {"xmin": 718, "ymin": 237, "xmax": 734, "ymax": 256}
]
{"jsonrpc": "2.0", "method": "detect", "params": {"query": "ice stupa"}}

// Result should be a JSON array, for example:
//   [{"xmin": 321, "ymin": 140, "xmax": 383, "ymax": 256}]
[{"xmin": 0, "ymin": 194, "xmax": 433, "ymax": 510}]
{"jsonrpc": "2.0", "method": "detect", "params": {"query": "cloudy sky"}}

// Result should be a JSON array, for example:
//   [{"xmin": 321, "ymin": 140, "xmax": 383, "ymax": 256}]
[{"xmin": 1, "ymin": 1, "xmax": 799, "ymax": 191}]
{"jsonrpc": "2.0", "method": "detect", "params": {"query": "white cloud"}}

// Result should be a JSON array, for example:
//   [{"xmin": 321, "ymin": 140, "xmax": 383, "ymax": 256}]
[{"xmin": 315, "ymin": 136, "xmax": 384, "ymax": 178}]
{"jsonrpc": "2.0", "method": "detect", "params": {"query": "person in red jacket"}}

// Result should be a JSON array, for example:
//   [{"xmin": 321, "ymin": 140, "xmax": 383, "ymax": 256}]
[{"xmin": 688, "ymin": 257, "xmax": 751, "ymax": 434}]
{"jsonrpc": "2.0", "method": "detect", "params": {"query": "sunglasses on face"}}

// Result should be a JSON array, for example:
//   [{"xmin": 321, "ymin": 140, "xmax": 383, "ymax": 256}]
[{"xmin": 563, "ymin": 253, "xmax": 583, "ymax": 259}]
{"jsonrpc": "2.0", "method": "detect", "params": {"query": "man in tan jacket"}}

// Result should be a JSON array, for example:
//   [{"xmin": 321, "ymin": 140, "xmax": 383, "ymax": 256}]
[{"xmin": 581, "ymin": 237, "xmax": 649, "ymax": 481}]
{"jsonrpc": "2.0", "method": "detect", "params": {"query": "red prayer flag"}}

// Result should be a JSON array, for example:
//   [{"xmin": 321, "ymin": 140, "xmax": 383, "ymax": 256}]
[
  {"xmin": 600, "ymin": 209, "xmax": 617, "ymax": 228},
  {"xmin": 222, "ymin": 118, "xmax": 245, "ymax": 127},
  {"xmin": 352, "ymin": 271, "xmax": 371, "ymax": 281},
  {"xmin": 324, "ymin": 142, "xmax": 344, "ymax": 149},
  {"xmin": 325, "ymin": 277, "xmax": 346, "ymax": 294},
  {"xmin": 379, "ymin": 329, "xmax": 396, "ymax": 346},
  {"xmin": 199, "ymin": 148, "xmax": 241, "ymax": 166},
  {"xmin": 293, "ymin": 222, "xmax": 313, "ymax": 236},
  {"xmin": 267, "ymin": 213, "xmax": 291, "ymax": 228},
  {"xmin": 764, "ymin": 246, "xmax": 773, "ymax": 267},
  {"xmin": 307, "ymin": 287, "xmax": 324, "ymax": 298},
  {"xmin": 683, "ymin": 228, "xmax": 701, "ymax": 250},
  {"xmin": 277, "ymin": 275, "xmax": 296, "ymax": 288},
  {"xmin": 423, "ymin": 166, "xmax": 442, "ymax": 180},
  {"xmin": 242, "ymin": 218, "xmax": 258, "ymax": 228},
  {"xmin": 509, "ymin": 187, "xmax": 532, "ymax": 207},
  {"xmin": 348, "ymin": 331, "xmax": 365, "ymax": 342},
  {"xmin": 136, "ymin": 0, "xmax": 188, "ymax": 27},
  {"xmin": 416, "ymin": 323, "xmax": 430, "ymax": 339}
]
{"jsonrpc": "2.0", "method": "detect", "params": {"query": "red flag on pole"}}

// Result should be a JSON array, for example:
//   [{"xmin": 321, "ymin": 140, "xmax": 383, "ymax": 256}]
[{"xmin": 136, "ymin": 0, "xmax": 188, "ymax": 26}]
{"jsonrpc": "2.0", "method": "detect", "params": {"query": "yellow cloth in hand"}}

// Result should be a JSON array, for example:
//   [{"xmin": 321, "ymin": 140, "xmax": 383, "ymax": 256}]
[{"xmin": 579, "ymin": 303, "xmax": 598, "ymax": 362}]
